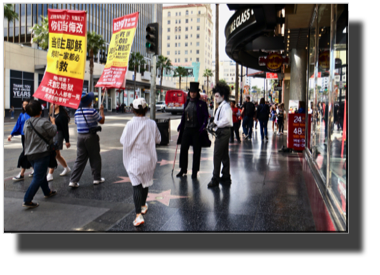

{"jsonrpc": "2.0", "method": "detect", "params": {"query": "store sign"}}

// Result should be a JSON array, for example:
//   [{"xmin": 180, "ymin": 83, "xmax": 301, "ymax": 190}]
[
  {"xmin": 266, "ymin": 72, "xmax": 278, "ymax": 79},
  {"xmin": 96, "ymin": 12, "xmax": 139, "ymax": 89},
  {"xmin": 33, "ymin": 9, "xmax": 87, "ymax": 109},
  {"xmin": 226, "ymin": 8, "xmax": 257, "ymax": 40},
  {"xmin": 319, "ymin": 51, "xmax": 329, "ymax": 69},
  {"xmin": 12, "ymin": 83, "xmax": 32, "ymax": 98},
  {"xmin": 287, "ymin": 114, "xmax": 311, "ymax": 151},
  {"xmin": 259, "ymin": 53, "xmax": 289, "ymax": 72}
]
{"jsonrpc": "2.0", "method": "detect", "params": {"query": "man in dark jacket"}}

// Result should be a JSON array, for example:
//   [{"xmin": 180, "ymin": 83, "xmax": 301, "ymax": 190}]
[
  {"xmin": 257, "ymin": 97, "xmax": 270, "ymax": 141},
  {"xmin": 177, "ymin": 82, "xmax": 211, "ymax": 179},
  {"xmin": 241, "ymin": 96, "xmax": 255, "ymax": 139}
]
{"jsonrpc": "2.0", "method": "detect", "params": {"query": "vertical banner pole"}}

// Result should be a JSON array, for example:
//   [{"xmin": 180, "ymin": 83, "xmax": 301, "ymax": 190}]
[{"xmin": 101, "ymin": 88, "xmax": 107, "ymax": 105}]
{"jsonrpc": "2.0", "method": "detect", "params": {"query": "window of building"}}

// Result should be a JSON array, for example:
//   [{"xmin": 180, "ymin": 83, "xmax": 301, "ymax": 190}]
[
  {"xmin": 175, "ymin": 43, "xmax": 177, "ymax": 47},
  {"xmin": 185, "ymin": 35, "xmax": 188, "ymax": 39},
  {"xmin": 175, "ymin": 27, "xmax": 177, "ymax": 32},
  {"xmin": 185, "ymin": 42, "xmax": 188, "ymax": 47},
  {"xmin": 179, "ymin": 12, "xmax": 181, "ymax": 16},
  {"xmin": 185, "ymin": 19, "xmax": 188, "ymax": 23},
  {"xmin": 190, "ymin": 58, "xmax": 192, "ymax": 61},
  {"xmin": 178, "ymin": 35, "xmax": 181, "ymax": 39},
  {"xmin": 179, "ymin": 27, "xmax": 181, "ymax": 32},
  {"xmin": 167, "ymin": 36, "xmax": 170, "ymax": 40},
  {"xmin": 196, "ymin": 42, "xmax": 199, "ymax": 46},
  {"xmin": 197, "ymin": 26, "xmax": 200, "ymax": 31},
  {"xmin": 191, "ymin": 18, "xmax": 193, "ymax": 22},
  {"xmin": 196, "ymin": 34, "xmax": 200, "ymax": 39},
  {"xmin": 168, "ymin": 28, "xmax": 170, "ymax": 32},
  {"xmin": 191, "ymin": 34, "xmax": 192, "ymax": 38},
  {"xmin": 196, "ymin": 50, "xmax": 199, "ymax": 54},
  {"xmin": 185, "ymin": 58, "xmax": 188, "ymax": 62},
  {"xmin": 197, "ymin": 18, "xmax": 200, "ymax": 23},
  {"xmin": 167, "ymin": 43, "xmax": 170, "ymax": 47},
  {"xmin": 185, "ymin": 50, "xmax": 188, "ymax": 55},
  {"xmin": 185, "ymin": 27, "xmax": 188, "ymax": 31},
  {"xmin": 167, "ymin": 51, "xmax": 170, "ymax": 55},
  {"xmin": 178, "ymin": 43, "xmax": 181, "ymax": 47},
  {"xmin": 175, "ymin": 12, "xmax": 177, "ymax": 16},
  {"xmin": 178, "ymin": 58, "xmax": 180, "ymax": 62},
  {"xmin": 175, "ymin": 58, "xmax": 177, "ymax": 62},
  {"xmin": 175, "ymin": 35, "xmax": 177, "ymax": 40},
  {"xmin": 168, "ymin": 20, "xmax": 170, "ymax": 24},
  {"xmin": 168, "ymin": 12, "xmax": 171, "ymax": 16},
  {"xmin": 175, "ymin": 51, "xmax": 177, "ymax": 55},
  {"xmin": 191, "ymin": 11, "xmax": 193, "ymax": 14},
  {"xmin": 179, "ymin": 19, "xmax": 181, "ymax": 24},
  {"xmin": 186, "ymin": 10, "xmax": 189, "ymax": 15},
  {"xmin": 196, "ymin": 58, "xmax": 199, "ymax": 62},
  {"xmin": 190, "ymin": 50, "xmax": 192, "ymax": 53},
  {"xmin": 198, "ymin": 11, "xmax": 201, "ymax": 14}
]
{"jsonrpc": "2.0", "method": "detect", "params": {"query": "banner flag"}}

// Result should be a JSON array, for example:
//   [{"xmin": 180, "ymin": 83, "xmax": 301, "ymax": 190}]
[
  {"xmin": 33, "ymin": 9, "xmax": 87, "ymax": 109},
  {"xmin": 95, "ymin": 12, "xmax": 139, "ymax": 89}
]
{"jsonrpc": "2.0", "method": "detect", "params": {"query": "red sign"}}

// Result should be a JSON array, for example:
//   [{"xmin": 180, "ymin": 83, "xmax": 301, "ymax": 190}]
[
  {"xmin": 287, "ymin": 113, "xmax": 311, "ymax": 151},
  {"xmin": 266, "ymin": 73, "xmax": 278, "ymax": 79},
  {"xmin": 33, "ymin": 9, "xmax": 87, "ymax": 109}
]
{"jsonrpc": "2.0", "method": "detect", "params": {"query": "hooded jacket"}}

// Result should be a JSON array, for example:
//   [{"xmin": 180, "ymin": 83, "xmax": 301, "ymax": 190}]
[{"xmin": 23, "ymin": 117, "xmax": 57, "ymax": 158}]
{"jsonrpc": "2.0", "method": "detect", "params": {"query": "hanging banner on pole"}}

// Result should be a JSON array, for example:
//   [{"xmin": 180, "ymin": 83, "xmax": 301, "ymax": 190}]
[
  {"xmin": 33, "ymin": 9, "xmax": 87, "ymax": 109},
  {"xmin": 95, "ymin": 12, "xmax": 139, "ymax": 89}
]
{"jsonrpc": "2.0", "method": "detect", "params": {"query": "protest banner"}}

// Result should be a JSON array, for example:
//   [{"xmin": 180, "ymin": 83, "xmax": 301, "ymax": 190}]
[
  {"xmin": 95, "ymin": 12, "xmax": 139, "ymax": 90},
  {"xmin": 33, "ymin": 9, "xmax": 87, "ymax": 109}
]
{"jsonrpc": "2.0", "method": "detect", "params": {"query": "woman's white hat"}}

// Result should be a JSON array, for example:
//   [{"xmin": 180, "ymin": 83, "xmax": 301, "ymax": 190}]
[{"xmin": 133, "ymin": 98, "xmax": 147, "ymax": 109}]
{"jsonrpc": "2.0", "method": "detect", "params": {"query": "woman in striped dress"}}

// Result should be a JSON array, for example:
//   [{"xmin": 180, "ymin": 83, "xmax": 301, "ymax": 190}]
[{"xmin": 120, "ymin": 98, "xmax": 161, "ymax": 227}]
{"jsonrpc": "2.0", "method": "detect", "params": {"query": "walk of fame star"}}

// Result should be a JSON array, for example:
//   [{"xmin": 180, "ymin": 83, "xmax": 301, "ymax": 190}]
[
  {"xmin": 201, "ymin": 157, "xmax": 213, "ymax": 161},
  {"xmin": 176, "ymin": 169, "xmax": 209, "ymax": 174},
  {"xmin": 157, "ymin": 159, "xmax": 178, "ymax": 166},
  {"xmin": 112, "ymin": 176, "xmax": 131, "ymax": 184},
  {"xmin": 146, "ymin": 190, "xmax": 187, "ymax": 206}
]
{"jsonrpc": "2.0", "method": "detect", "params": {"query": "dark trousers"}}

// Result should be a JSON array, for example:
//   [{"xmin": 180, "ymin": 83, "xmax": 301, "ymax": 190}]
[
  {"xmin": 18, "ymin": 135, "xmax": 32, "ymax": 169},
  {"xmin": 24, "ymin": 154, "xmax": 51, "ymax": 203},
  {"xmin": 179, "ymin": 127, "xmax": 201, "ymax": 173},
  {"xmin": 242, "ymin": 116, "xmax": 253, "ymax": 138},
  {"xmin": 259, "ymin": 120, "xmax": 268, "ymax": 139},
  {"xmin": 70, "ymin": 133, "xmax": 102, "ymax": 183},
  {"xmin": 230, "ymin": 121, "xmax": 241, "ymax": 141},
  {"xmin": 133, "ymin": 184, "xmax": 149, "ymax": 214},
  {"xmin": 212, "ymin": 128, "xmax": 231, "ymax": 181},
  {"xmin": 278, "ymin": 117, "xmax": 284, "ymax": 133}
]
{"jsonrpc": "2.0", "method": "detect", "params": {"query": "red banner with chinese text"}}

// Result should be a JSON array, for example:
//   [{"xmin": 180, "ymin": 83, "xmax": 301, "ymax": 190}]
[
  {"xmin": 33, "ymin": 9, "xmax": 87, "ymax": 109},
  {"xmin": 95, "ymin": 12, "xmax": 139, "ymax": 89}
]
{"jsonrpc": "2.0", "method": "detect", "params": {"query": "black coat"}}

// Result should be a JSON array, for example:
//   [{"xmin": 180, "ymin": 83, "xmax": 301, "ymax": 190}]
[
  {"xmin": 257, "ymin": 104, "xmax": 270, "ymax": 122},
  {"xmin": 177, "ymin": 98, "xmax": 211, "ymax": 147}
]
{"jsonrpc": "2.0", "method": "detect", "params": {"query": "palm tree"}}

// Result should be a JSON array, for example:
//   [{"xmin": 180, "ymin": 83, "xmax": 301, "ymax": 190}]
[
  {"xmin": 4, "ymin": 4, "xmax": 18, "ymax": 22},
  {"xmin": 129, "ymin": 52, "xmax": 146, "ymax": 95},
  {"xmin": 156, "ymin": 55, "xmax": 172, "ymax": 97},
  {"xmin": 218, "ymin": 79, "xmax": 227, "ymax": 86},
  {"xmin": 203, "ymin": 68, "xmax": 213, "ymax": 97},
  {"xmin": 87, "ymin": 31, "xmax": 106, "ymax": 92},
  {"xmin": 31, "ymin": 16, "xmax": 49, "ymax": 50},
  {"xmin": 173, "ymin": 66, "xmax": 188, "ymax": 90}
]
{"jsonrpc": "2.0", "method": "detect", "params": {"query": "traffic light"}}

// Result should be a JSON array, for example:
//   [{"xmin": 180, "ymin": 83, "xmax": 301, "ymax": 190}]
[{"xmin": 146, "ymin": 23, "xmax": 159, "ymax": 55}]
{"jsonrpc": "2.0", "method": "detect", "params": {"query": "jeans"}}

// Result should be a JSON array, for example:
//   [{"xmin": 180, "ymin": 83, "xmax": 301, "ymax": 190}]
[
  {"xmin": 242, "ymin": 116, "xmax": 253, "ymax": 137},
  {"xmin": 24, "ymin": 154, "xmax": 51, "ymax": 203},
  {"xmin": 259, "ymin": 120, "xmax": 268, "ymax": 139}
]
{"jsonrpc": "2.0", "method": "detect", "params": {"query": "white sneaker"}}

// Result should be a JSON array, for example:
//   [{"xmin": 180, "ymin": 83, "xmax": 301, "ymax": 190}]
[
  {"xmin": 133, "ymin": 215, "xmax": 145, "ymax": 227},
  {"xmin": 69, "ymin": 182, "xmax": 79, "ymax": 188},
  {"xmin": 93, "ymin": 177, "xmax": 105, "ymax": 185},
  {"xmin": 141, "ymin": 203, "xmax": 148, "ymax": 215},
  {"xmin": 60, "ymin": 166, "xmax": 71, "ymax": 176},
  {"xmin": 28, "ymin": 170, "xmax": 34, "ymax": 178},
  {"xmin": 47, "ymin": 173, "xmax": 54, "ymax": 182}
]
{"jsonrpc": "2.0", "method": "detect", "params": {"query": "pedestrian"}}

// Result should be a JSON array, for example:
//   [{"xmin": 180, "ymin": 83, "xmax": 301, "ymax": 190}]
[
  {"xmin": 22, "ymin": 100, "xmax": 57, "ymax": 208},
  {"xmin": 241, "ymin": 96, "xmax": 255, "ymax": 140},
  {"xmin": 207, "ymin": 82, "xmax": 233, "ymax": 188},
  {"xmin": 277, "ymin": 103, "xmax": 285, "ymax": 135},
  {"xmin": 9, "ymin": 105, "xmax": 15, "ymax": 119},
  {"xmin": 120, "ymin": 98, "xmax": 161, "ymax": 226},
  {"xmin": 46, "ymin": 104, "xmax": 72, "ymax": 182},
  {"xmin": 297, "ymin": 101, "xmax": 306, "ymax": 114},
  {"xmin": 257, "ymin": 98, "xmax": 270, "ymax": 141},
  {"xmin": 176, "ymin": 82, "xmax": 211, "ymax": 179},
  {"xmin": 254, "ymin": 101, "xmax": 259, "ymax": 130},
  {"xmin": 8, "ymin": 99, "xmax": 33, "ymax": 181},
  {"xmin": 68, "ymin": 92, "xmax": 105, "ymax": 188},
  {"xmin": 271, "ymin": 105, "xmax": 277, "ymax": 133},
  {"xmin": 230, "ymin": 100, "xmax": 241, "ymax": 142}
]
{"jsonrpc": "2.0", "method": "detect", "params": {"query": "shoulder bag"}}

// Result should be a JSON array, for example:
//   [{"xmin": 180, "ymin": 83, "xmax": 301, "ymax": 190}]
[{"xmin": 29, "ymin": 119, "xmax": 59, "ymax": 151}]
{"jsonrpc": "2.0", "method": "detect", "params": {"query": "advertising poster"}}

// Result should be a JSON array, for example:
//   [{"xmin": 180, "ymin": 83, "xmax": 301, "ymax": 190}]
[
  {"xmin": 95, "ymin": 12, "xmax": 139, "ymax": 89},
  {"xmin": 288, "ymin": 100, "xmax": 299, "ymax": 114},
  {"xmin": 33, "ymin": 9, "xmax": 87, "ymax": 109},
  {"xmin": 287, "ymin": 113, "xmax": 312, "ymax": 151}
]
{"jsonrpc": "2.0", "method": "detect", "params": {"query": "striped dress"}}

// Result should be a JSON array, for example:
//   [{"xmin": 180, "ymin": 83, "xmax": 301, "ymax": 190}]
[{"xmin": 120, "ymin": 116, "xmax": 161, "ymax": 188}]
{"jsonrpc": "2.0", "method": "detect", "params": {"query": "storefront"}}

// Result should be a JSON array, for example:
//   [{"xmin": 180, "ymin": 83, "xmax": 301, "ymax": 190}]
[
  {"xmin": 225, "ymin": 4, "xmax": 348, "ymax": 230},
  {"xmin": 305, "ymin": 4, "xmax": 347, "ymax": 229}
]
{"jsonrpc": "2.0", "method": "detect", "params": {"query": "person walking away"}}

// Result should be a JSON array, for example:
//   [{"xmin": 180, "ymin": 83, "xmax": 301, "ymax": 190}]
[
  {"xmin": 277, "ymin": 103, "xmax": 285, "ymax": 135},
  {"xmin": 271, "ymin": 106, "xmax": 277, "ymax": 133},
  {"xmin": 22, "ymin": 100, "xmax": 57, "ymax": 208},
  {"xmin": 69, "ymin": 92, "xmax": 105, "ymax": 188},
  {"xmin": 8, "ymin": 99, "xmax": 33, "ymax": 181},
  {"xmin": 46, "ymin": 104, "xmax": 72, "ymax": 181},
  {"xmin": 176, "ymin": 82, "xmax": 211, "ymax": 179},
  {"xmin": 230, "ymin": 100, "xmax": 241, "ymax": 142},
  {"xmin": 241, "ymin": 96, "xmax": 255, "ymax": 140},
  {"xmin": 207, "ymin": 83, "xmax": 233, "ymax": 188},
  {"xmin": 254, "ymin": 102, "xmax": 259, "ymax": 130},
  {"xmin": 120, "ymin": 98, "xmax": 161, "ymax": 226},
  {"xmin": 297, "ymin": 101, "xmax": 306, "ymax": 114},
  {"xmin": 9, "ymin": 106, "xmax": 15, "ymax": 119},
  {"xmin": 257, "ymin": 98, "xmax": 270, "ymax": 141}
]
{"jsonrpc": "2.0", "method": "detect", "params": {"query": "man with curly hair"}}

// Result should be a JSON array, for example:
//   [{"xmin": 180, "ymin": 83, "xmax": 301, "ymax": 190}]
[{"xmin": 208, "ymin": 83, "xmax": 233, "ymax": 188}]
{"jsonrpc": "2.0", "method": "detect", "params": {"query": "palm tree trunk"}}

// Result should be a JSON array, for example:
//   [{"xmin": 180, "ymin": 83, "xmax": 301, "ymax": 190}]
[
  {"xmin": 134, "ymin": 66, "xmax": 137, "ymax": 97},
  {"xmin": 89, "ymin": 49, "xmax": 94, "ymax": 92},
  {"xmin": 179, "ymin": 76, "xmax": 181, "ymax": 90},
  {"xmin": 207, "ymin": 76, "xmax": 209, "ymax": 97},
  {"xmin": 160, "ymin": 67, "xmax": 163, "ymax": 101}
]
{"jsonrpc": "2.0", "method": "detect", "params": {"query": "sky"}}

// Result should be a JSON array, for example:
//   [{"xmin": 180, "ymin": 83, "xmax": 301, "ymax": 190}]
[{"xmin": 163, "ymin": 3, "xmax": 265, "ymax": 89}]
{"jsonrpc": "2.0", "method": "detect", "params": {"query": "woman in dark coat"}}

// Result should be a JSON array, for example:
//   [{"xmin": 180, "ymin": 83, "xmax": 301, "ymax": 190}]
[
  {"xmin": 176, "ymin": 82, "xmax": 211, "ymax": 179},
  {"xmin": 257, "ymin": 97, "xmax": 270, "ymax": 141}
]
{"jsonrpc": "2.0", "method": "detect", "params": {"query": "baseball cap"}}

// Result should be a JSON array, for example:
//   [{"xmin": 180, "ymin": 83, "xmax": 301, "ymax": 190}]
[
  {"xmin": 80, "ymin": 91, "xmax": 95, "ymax": 107},
  {"xmin": 133, "ymin": 98, "xmax": 147, "ymax": 109}
]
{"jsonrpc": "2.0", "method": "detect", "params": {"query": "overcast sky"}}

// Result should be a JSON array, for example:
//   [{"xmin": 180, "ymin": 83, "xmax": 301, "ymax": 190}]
[{"xmin": 163, "ymin": 3, "xmax": 265, "ymax": 89}]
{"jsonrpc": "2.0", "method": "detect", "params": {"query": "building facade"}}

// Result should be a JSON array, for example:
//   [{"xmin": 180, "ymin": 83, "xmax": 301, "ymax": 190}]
[
  {"xmin": 3, "ymin": 4, "xmax": 177, "ymax": 114},
  {"xmin": 162, "ymin": 4, "xmax": 213, "ymax": 93}
]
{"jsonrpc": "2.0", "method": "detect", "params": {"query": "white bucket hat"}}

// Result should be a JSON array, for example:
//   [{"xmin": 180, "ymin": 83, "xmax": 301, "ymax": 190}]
[{"xmin": 133, "ymin": 98, "xmax": 147, "ymax": 109}]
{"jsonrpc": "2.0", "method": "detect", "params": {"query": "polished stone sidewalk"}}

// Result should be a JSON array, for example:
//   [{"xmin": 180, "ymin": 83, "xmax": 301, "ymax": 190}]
[{"xmin": 4, "ymin": 124, "xmax": 316, "ymax": 232}]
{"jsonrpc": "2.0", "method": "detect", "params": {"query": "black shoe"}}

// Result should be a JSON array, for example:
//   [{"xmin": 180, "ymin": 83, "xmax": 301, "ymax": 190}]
[
  {"xmin": 207, "ymin": 180, "xmax": 219, "ymax": 188},
  {"xmin": 220, "ymin": 177, "xmax": 232, "ymax": 185},
  {"xmin": 265, "ymin": 136, "xmax": 269, "ymax": 140},
  {"xmin": 22, "ymin": 201, "xmax": 39, "ymax": 208},
  {"xmin": 12, "ymin": 175, "xmax": 24, "ymax": 181},
  {"xmin": 191, "ymin": 173, "xmax": 197, "ymax": 179},
  {"xmin": 237, "ymin": 139, "xmax": 241, "ymax": 142},
  {"xmin": 176, "ymin": 170, "xmax": 187, "ymax": 177},
  {"xmin": 44, "ymin": 190, "xmax": 57, "ymax": 198}
]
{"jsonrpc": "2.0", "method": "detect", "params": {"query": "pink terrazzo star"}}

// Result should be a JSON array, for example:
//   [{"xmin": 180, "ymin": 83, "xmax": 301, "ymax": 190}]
[
  {"xmin": 176, "ymin": 169, "xmax": 209, "ymax": 174},
  {"xmin": 146, "ymin": 190, "xmax": 187, "ymax": 206},
  {"xmin": 157, "ymin": 159, "xmax": 178, "ymax": 166},
  {"xmin": 112, "ymin": 176, "xmax": 131, "ymax": 184},
  {"xmin": 201, "ymin": 157, "xmax": 213, "ymax": 161}
]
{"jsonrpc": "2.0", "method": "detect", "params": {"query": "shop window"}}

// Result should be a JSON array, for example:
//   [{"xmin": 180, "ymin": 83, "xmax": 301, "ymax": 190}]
[{"xmin": 10, "ymin": 70, "xmax": 35, "ymax": 109}]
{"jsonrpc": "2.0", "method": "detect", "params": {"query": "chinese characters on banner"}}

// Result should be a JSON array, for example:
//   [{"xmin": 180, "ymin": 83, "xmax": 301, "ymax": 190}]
[
  {"xmin": 33, "ymin": 9, "xmax": 87, "ymax": 109},
  {"xmin": 95, "ymin": 12, "xmax": 139, "ymax": 89},
  {"xmin": 287, "ymin": 114, "xmax": 311, "ymax": 151}
]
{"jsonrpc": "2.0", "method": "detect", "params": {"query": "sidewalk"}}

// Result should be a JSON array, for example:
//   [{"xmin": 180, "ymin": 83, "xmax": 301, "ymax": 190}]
[{"xmin": 4, "ymin": 125, "xmax": 317, "ymax": 232}]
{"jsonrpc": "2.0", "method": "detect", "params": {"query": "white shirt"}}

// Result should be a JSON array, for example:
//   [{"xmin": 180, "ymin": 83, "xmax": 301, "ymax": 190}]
[
  {"xmin": 120, "ymin": 116, "xmax": 161, "ymax": 188},
  {"xmin": 214, "ymin": 100, "xmax": 233, "ymax": 129}
]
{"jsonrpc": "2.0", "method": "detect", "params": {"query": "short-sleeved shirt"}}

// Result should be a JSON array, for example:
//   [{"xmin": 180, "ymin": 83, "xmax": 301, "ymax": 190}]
[
  {"xmin": 74, "ymin": 107, "xmax": 102, "ymax": 134},
  {"xmin": 242, "ymin": 101, "xmax": 255, "ymax": 118}
]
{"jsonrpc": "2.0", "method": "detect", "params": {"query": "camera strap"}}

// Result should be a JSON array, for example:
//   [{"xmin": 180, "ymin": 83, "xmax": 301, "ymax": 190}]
[
  {"xmin": 29, "ymin": 119, "xmax": 50, "ymax": 147},
  {"xmin": 81, "ymin": 108, "xmax": 92, "ymax": 130}
]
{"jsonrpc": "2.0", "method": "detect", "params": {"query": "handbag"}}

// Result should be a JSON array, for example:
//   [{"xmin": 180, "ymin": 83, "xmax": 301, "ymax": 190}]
[
  {"xmin": 29, "ymin": 120, "xmax": 59, "ymax": 151},
  {"xmin": 81, "ymin": 108, "xmax": 102, "ymax": 134}
]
